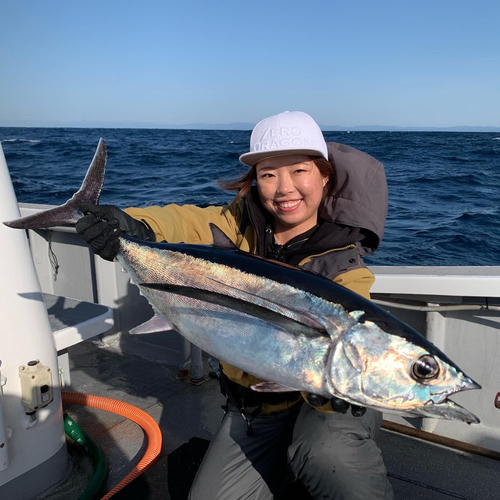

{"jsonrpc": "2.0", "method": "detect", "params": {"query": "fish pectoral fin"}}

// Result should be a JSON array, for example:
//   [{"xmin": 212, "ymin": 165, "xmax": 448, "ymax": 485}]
[
  {"xmin": 206, "ymin": 276, "xmax": 327, "ymax": 332},
  {"xmin": 139, "ymin": 283, "xmax": 325, "ymax": 338},
  {"xmin": 209, "ymin": 223, "xmax": 238, "ymax": 249},
  {"xmin": 129, "ymin": 313, "xmax": 174, "ymax": 335},
  {"xmin": 250, "ymin": 382, "xmax": 299, "ymax": 393}
]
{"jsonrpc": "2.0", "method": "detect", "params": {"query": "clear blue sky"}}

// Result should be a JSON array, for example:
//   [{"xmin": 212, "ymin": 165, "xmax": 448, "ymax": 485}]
[{"xmin": 1, "ymin": 0, "xmax": 499, "ymax": 127}]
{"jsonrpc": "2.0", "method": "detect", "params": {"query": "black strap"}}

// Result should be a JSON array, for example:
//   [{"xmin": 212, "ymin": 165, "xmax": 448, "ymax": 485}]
[{"xmin": 208, "ymin": 359, "xmax": 260, "ymax": 436}]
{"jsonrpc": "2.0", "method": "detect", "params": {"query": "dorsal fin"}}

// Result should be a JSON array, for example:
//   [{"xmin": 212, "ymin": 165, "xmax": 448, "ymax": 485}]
[{"xmin": 209, "ymin": 223, "xmax": 238, "ymax": 249}]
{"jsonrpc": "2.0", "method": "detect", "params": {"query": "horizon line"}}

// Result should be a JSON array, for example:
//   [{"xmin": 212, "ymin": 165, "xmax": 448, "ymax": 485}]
[{"xmin": 1, "ymin": 121, "xmax": 499, "ymax": 132}]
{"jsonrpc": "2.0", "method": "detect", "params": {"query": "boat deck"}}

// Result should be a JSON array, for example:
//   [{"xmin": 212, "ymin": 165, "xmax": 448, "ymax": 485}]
[{"xmin": 44, "ymin": 334, "xmax": 499, "ymax": 500}]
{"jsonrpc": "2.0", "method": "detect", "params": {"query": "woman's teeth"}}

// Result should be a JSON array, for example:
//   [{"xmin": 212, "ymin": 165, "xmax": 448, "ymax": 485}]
[{"xmin": 278, "ymin": 200, "xmax": 301, "ymax": 208}]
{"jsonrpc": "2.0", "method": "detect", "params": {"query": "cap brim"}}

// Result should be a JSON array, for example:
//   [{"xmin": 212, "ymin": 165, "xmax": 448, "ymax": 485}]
[{"xmin": 239, "ymin": 148, "xmax": 327, "ymax": 167}]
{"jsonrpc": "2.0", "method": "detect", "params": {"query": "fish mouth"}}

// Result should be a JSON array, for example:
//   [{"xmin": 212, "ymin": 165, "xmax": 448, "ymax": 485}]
[
  {"xmin": 411, "ymin": 399, "xmax": 480, "ymax": 424},
  {"xmin": 418, "ymin": 376, "xmax": 481, "ymax": 423}
]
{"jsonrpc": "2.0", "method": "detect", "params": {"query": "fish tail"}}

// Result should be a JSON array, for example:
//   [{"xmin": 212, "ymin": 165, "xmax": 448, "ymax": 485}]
[{"xmin": 3, "ymin": 138, "xmax": 107, "ymax": 229}]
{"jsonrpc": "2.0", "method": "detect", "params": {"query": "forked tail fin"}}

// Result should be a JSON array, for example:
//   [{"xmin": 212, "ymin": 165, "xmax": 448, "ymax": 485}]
[{"xmin": 3, "ymin": 138, "xmax": 107, "ymax": 229}]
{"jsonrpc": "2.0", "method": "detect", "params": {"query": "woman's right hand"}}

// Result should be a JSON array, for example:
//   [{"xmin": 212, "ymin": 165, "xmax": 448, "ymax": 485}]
[{"xmin": 76, "ymin": 204, "xmax": 155, "ymax": 261}]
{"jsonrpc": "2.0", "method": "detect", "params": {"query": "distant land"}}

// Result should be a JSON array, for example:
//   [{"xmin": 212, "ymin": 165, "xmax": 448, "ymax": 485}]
[{"xmin": 0, "ymin": 119, "xmax": 499, "ymax": 132}]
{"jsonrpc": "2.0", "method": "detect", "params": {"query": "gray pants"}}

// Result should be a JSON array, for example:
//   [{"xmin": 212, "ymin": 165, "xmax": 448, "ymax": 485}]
[{"xmin": 189, "ymin": 401, "xmax": 394, "ymax": 500}]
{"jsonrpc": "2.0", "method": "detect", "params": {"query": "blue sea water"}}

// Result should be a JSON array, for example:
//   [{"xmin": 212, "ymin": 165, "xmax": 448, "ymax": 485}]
[{"xmin": 2, "ymin": 127, "xmax": 500, "ymax": 267}]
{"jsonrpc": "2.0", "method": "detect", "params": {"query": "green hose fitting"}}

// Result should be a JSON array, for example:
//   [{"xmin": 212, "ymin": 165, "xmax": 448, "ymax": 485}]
[{"xmin": 64, "ymin": 412, "xmax": 109, "ymax": 500}]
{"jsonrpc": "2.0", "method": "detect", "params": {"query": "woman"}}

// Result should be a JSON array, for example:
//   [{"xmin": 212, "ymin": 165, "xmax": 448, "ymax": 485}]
[{"xmin": 77, "ymin": 111, "xmax": 394, "ymax": 499}]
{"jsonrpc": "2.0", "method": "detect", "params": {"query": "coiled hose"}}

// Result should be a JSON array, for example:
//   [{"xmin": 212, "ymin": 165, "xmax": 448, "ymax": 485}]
[
  {"xmin": 64, "ymin": 413, "xmax": 109, "ymax": 500},
  {"xmin": 62, "ymin": 391, "xmax": 163, "ymax": 500}
]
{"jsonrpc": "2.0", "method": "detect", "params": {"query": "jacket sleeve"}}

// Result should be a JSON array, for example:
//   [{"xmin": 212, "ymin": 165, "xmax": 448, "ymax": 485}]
[
  {"xmin": 331, "ymin": 267, "xmax": 375, "ymax": 300},
  {"xmin": 124, "ymin": 203, "xmax": 244, "ymax": 245}
]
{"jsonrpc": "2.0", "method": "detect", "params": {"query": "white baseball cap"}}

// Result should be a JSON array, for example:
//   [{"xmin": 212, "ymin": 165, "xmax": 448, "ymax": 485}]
[{"xmin": 239, "ymin": 111, "xmax": 328, "ymax": 167}]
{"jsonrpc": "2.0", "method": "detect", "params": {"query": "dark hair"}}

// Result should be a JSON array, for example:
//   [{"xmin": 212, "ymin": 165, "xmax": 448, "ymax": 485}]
[{"xmin": 219, "ymin": 156, "xmax": 336, "ymax": 204}]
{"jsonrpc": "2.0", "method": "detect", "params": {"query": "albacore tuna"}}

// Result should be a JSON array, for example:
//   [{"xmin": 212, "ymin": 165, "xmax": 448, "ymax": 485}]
[{"xmin": 4, "ymin": 139, "xmax": 481, "ymax": 423}]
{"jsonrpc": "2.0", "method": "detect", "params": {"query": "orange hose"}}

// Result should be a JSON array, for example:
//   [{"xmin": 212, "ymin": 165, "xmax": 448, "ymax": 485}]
[{"xmin": 62, "ymin": 391, "xmax": 162, "ymax": 499}]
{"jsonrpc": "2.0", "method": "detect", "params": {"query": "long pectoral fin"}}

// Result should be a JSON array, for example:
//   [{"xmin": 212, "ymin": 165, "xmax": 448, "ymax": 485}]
[
  {"xmin": 140, "ymin": 283, "xmax": 327, "ymax": 339},
  {"xmin": 206, "ymin": 275, "xmax": 327, "ymax": 332}
]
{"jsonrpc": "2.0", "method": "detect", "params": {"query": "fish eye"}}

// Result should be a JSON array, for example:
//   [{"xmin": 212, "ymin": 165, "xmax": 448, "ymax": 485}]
[{"xmin": 411, "ymin": 355, "xmax": 440, "ymax": 381}]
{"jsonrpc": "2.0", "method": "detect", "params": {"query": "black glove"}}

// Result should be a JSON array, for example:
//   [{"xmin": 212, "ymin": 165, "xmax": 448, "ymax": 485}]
[
  {"xmin": 76, "ymin": 204, "xmax": 155, "ymax": 261},
  {"xmin": 306, "ymin": 394, "xmax": 366, "ymax": 417}
]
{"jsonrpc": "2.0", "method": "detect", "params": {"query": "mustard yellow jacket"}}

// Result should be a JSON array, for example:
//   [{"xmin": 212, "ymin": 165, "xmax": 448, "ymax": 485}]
[{"xmin": 126, "ymin": 201, "xmax": 375, "ymax": 414}]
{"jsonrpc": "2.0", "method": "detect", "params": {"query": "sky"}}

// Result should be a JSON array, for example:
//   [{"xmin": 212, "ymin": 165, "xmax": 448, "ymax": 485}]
[{"xmin": 1, "ymin": 0, "xmax": 499, "ymax": 128}]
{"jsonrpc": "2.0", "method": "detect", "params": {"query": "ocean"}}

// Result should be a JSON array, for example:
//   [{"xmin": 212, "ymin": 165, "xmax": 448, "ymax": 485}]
[{"xmin": 1, "ymin": 127, "xmax": 499, "ymax": 267}]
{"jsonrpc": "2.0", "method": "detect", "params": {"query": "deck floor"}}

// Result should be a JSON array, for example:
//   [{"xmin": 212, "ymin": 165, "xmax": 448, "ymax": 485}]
[{"xmin": 44, "ymin": 335, "xmax": 499, "ymax": 500}]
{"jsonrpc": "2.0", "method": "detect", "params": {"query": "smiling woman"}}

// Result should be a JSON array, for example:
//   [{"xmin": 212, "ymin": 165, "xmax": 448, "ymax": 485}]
[
  {"xmin": 75, "ymin": 110, "xmax": 393, "ymax": 499},
  {"xmin": 220, "ymin": 152, "xmax": 335, "ymax": 245},
  {"xmin": 255, "ymin": 154, "xmax": 329, "ymax": 243}
]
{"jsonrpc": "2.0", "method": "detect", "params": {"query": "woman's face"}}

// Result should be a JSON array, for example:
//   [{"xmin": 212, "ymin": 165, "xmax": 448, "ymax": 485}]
[{"xmin": 256, "ymin": 154, "xmax": 328, "ymax": 239}]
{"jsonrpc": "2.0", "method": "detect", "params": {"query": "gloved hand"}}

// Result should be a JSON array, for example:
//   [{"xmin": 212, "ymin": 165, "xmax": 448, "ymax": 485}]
[
  {"xmin": 306, "ymin": 393, "xmax": 366, "ymax": 417},
  {"xmin": 76, "ymin": 204, "xmax": 155, "ymax": 261}
]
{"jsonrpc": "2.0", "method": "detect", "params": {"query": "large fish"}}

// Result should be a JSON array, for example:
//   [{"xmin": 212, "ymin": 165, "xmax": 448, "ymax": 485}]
[{"xmin": 5, "ymin": 139, "xmax": 480, "ymax": 423}]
